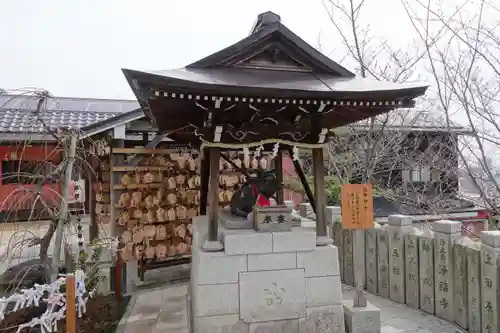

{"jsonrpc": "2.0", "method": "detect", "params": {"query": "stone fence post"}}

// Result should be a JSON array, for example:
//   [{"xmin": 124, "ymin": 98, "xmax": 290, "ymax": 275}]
[
  {"xmin": 377, "ymin": 224, "xmax": 390, "ymax": 298},
  {"xmin": 480, "ymin": 230, "xmax": 500, "ymax": 333},
  {"xmin": 453, "ymin": 237, "xmax": 475, "ymax": 330},
  {"xmin": 365, "ymin": 224, "xmax": 379, "ymax": 294},
  {"xmin": 466, "ymin": 241, "xmax": 481, "ymax": 333},
  {"xmin": 387, "ymin": 214, "xmax": 413, "ymax": 303},
  {"xmin": 418, "ymin": 228, "xmax": 435, "ymax": 314},
  {"xmin": 433, "ymin": 220, "xmax": 461, "ymax": 322},
  {"xmin": 404, "ymin": 228, "xmax": 421, "ymax": 309},
  {"xmin": 343, "ymin": 229, "xmax": 355, "ymax": 286}
]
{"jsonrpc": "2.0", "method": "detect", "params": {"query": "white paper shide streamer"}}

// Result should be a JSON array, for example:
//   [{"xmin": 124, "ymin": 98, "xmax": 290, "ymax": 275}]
[
  {"xmin": 242, "ymin": 145, "xmax": 250, "ymax": 168},
  {"xmin": 292, "ymin": 145, "xmax": 299, "ymax": 161},
  {"xmin": 2, "ymin": 269, "xmax": 94, "ymax": 333},
  {"xmin": 271, "ymin": 142, "xmax": 280, "ymax": 159}
]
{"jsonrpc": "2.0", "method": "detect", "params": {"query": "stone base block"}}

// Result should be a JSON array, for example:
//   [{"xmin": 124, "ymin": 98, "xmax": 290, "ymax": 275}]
[
  {"xmin": 247, "ymin": 252, "xmax": 296, "ymax": 271},
  {"xmin": 273, "ymin": 227, "xmax": 316, "ymax": 252},
  {"xmin": 222, "ymin": 228, "xmax": 273, "ymax": 255},
  {"xmin": 194, "ymin": 283, "xmax": 239, "ymax": 317},
  {"xmin": 220, "ymin": 208, "xmax": 253, "ymax": 229},
  {"xmin": 298, "ymin": 245, "xmax": 340, "ymax": 277},
  {"xmin": 306, "ymin": 276, "xmax": 343, "ymax": 307},
  {"xmin": 343, "ymin": 300, "xmax": 381, "ymax": 333},
  {"xmin": 191, "ymin": 214, "xmax": 345, "ymax": 333},
  {"xmin": 202, "ymin": 240, "xmax": 224, "ymax": 252},
  {"xmin": 194, "ymin": 250, "xmax": 247, "ymax": 285},
  {"xmin": 196, "ymin": 311, "xmax": 346, "ymax": 333},
  {"xmin": 221, "ymin": 223, "xmax": 317, "ymax": 255},
  {"xmin": 239, "ymin": 269, "xmax": 306, "ymax": 322},
  {"xmin": 250, "ymin": 319, "xmax": 299, "ymax": 333}
]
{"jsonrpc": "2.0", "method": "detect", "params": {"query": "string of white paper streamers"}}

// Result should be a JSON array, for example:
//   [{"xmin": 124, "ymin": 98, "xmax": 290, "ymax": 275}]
[{"xmin": 12, "ymin": 269, "xmax": 92, "ymax": 333}]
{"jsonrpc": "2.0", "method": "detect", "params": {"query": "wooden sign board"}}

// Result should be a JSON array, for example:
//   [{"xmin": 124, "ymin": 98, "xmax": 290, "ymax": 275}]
[{"xmin": 341, "ymin": 184, "xmax": 374, "ymax": 229}]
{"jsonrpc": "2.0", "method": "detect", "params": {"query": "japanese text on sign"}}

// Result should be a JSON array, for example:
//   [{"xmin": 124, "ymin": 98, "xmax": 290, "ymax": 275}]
[{"xmin": 341, "ymin": 184, "xmax": 374, "ymax": 229}]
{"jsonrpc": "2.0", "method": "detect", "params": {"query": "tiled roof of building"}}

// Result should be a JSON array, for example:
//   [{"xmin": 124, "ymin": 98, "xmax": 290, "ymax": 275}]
[{"xmin": 0, "ymin": 94, "xmax": 139, "ymax": 134}]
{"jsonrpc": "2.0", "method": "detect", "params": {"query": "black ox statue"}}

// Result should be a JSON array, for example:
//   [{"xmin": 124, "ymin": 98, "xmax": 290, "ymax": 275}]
[{"xmin": 230, "ymin": 169, "xmax": 282, "ymax": 218}]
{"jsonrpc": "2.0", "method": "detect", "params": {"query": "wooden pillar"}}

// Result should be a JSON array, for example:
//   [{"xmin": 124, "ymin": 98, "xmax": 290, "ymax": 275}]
[
  {"xmin": 110, "ymin": 139, "xmax": 125, "ymax": 238},
  {"xmin": 312, "ymin": 148, "xmax": 332, "ymax": 246},
  {"xmin": 65, "ymin": 274, "xmax": 76, "ymax": 333},
  {"xmin": 275, "ymin": 149, "xmax": 284, "ymax": 205},
  {"xmin": 110, "ymin": 138, "xmax": 127, "ymax": 291},
  {"xmin": 203, "ymin": 147, "xmax": 223, "ymax": 251},
  {"xmin": 199, "ymin": 148, "xmax": 211, "ymax": 215},
  {"xmin": 289, "ymin": 150, "xmax": 316, "ymax": 213}
]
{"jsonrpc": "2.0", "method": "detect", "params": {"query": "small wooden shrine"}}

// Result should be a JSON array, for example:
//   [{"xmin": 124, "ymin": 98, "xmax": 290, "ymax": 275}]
[{"xmin": 122, "ymin": 11, "xmax": 428, "ymax": 251}]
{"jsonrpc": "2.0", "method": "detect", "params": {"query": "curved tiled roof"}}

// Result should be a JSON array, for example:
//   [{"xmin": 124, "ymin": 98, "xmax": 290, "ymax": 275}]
[{"xmin": 0, "ymin": 94, "xmax": 139, "ymax": 134}]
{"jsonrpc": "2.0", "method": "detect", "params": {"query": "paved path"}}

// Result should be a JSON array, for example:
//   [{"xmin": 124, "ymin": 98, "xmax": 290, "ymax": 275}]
[
  {"xmin": 342, "ymin": 285, "xmax": 465, "ymax": 333},
  {"xmin": 117, "ymin": 266, "xmax": 465, "ymax": 333},
  {"xmin": 119, "ymin": 283, "xmax": 189, "ymax": 333}
]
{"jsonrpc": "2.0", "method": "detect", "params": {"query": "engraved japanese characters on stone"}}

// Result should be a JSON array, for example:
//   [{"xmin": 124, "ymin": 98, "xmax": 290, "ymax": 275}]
[{"xmin": 264, "ymin": 283, "xmax": 285, "ymax": 306}]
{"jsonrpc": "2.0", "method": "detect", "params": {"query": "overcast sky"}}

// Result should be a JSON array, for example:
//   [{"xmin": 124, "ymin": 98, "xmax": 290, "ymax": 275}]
[{"xmin": 0, "ymin": 0, "xmax": 414, "ymax": 100}]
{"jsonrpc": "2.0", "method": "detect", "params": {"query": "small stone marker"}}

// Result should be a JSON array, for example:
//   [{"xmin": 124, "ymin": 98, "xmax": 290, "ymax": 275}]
[
  {"xmin": 253, "ymin": 206, "xmax": 292, "ymax": 232},
  {"xmin": 344, "ymin": 299, "xmax": 381, "ymax": 333}
]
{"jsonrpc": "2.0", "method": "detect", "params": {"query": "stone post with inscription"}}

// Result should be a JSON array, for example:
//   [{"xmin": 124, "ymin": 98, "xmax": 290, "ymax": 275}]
[
  {"xmin": 480, "ymin": 230, "xmax": 500, "ymax": 333},
  {"xmin": 466, "ymin": 241, "xmax": 481, "ymax": 333},
  {"xmin": 365, "ymin": 224, "xmax": 379, "ymax": 295},
  {"xmin": 418, "ymin": 227, "xmax": 435, "ymax": 314},
  {"xmin": 433, "ymin": 220, "xmax": 461, "ymax": 322},
  {"xmin": 343, "ymin": 230, "xmax": 355, "ymax": 286},
  {"xmin": 376, "ymin": 224, "xmax": 390, "ymax": 298},
  {"xmin": 352, "ymin": 229, "xmax": 366, "ymax": 295},
  {"xmin": 387, "ymin": 214, "xmax": 413, "ymax": 303},
  {"xmin": 453, "ymin": 237, "xmax": 474, "ymax": 330},
  {"xmin": 404, "ymin": 228, "xmax": 421, "ymax": 309}
]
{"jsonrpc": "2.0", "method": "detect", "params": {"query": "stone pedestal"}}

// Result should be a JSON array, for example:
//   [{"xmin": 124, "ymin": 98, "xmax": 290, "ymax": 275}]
[
  {"xmin": 299, "ymin": 203, "xmax": 315, "ymax": 220},
  {"xmin": 190, "ymin": 215, "xmax": 346, "ymax": 333},
  {"xmin": 343, "ymin": 300, "xmax": 381, "ymax": 333}
]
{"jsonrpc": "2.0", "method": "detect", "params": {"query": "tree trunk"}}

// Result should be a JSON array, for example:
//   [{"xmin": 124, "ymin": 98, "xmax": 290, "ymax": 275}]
[{"xmin": 50, "ymin": 131, "xmax": 78, "ymax": 281}]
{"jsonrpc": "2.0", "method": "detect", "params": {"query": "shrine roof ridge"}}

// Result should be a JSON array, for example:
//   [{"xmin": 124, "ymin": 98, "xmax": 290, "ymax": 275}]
[
  {"xmin": 186, "ymin": 11, "xmax": 354, "ymax": 77},
  {"xmin": 122, "ymin": 11, "xmax": 429, "ymax": 137}
]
